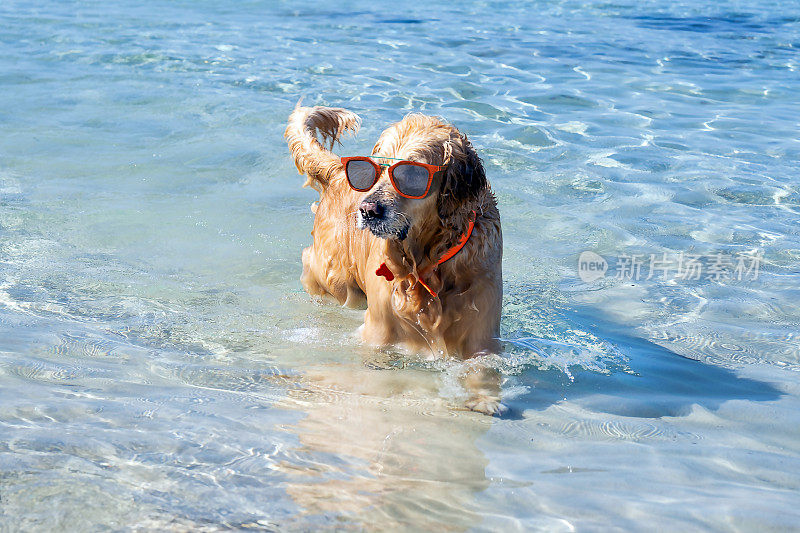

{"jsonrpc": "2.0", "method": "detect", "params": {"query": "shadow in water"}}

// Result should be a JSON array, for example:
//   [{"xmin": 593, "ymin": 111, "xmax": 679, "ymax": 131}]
[{"xmin": 502, "ymin": 306, "xmax": 784, "ymax": 419}]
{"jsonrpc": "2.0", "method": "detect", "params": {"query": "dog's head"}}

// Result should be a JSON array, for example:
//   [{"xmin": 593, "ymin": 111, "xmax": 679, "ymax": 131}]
[{"xmin": 355, "ymin": 114, "xmax": 487, "ymax": 244}]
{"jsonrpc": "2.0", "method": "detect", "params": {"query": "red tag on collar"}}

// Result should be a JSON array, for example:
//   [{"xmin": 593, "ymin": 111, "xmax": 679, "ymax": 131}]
[{"xmin": 375, "ymin": 262, "xmax": 394, "ymax": 281}]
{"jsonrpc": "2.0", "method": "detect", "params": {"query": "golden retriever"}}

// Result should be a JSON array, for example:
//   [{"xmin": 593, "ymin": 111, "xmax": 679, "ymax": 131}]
[{"xmin": 284, "ymin": 104, "xmax": 503, "ymax": 414}]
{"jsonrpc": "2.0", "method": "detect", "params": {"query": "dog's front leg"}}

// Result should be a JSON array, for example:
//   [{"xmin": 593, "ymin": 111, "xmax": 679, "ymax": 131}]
[
  {"xmin": 461, "ymin": 359, "xmax": 503, "ymax": 416},
  {"xmin": 300, "ymin": 245, "xmax": 327, "ymax": 297}
]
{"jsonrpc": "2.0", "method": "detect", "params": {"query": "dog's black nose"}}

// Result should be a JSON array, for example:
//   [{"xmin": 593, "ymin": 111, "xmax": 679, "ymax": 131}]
[{"xmin": 359, "ymin": 201, "xmax": 384, "ymax": 220}]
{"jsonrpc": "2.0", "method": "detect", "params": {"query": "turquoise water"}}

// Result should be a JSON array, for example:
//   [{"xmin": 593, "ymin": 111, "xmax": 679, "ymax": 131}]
[{"xmin": 1, "ymin": 0, "xmax": 799, "ymax": 530}]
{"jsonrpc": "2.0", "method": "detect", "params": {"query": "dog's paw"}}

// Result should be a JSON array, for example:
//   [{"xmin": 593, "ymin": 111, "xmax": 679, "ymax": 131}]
[{"xmin": 465, "ymin": 395, "xmax": 506, "ymax": 416}]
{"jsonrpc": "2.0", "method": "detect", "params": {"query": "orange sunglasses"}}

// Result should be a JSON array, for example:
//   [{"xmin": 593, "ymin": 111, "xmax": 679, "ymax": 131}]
[{"xmin": 341, "ymin": 156, "xmax": 446, "ymax": 199}]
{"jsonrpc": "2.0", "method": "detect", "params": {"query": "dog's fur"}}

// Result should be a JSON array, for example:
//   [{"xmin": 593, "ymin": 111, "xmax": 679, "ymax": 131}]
[{"xmin": 285, "ymin": 104, "xmax": 503, "ymax": 413}]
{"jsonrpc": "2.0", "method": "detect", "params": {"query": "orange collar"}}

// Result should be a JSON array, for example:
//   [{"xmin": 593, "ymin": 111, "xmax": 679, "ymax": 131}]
[{"xmin": 375, "ymin": 210, "xmax": 477, "ymax": 298}]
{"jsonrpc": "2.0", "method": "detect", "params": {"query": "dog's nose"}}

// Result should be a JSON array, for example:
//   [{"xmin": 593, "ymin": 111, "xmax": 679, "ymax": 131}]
[{"xmin": 359, "ymin": 201, "xmax": 384, "ymax": 220}]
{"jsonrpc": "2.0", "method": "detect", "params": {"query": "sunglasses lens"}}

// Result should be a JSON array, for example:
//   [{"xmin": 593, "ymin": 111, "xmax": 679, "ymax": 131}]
[
  {"xmin": 392, "ymin": 163, "xmax": 430, "ymax": 197},
  {"xmin": 345, "ymin": 160, "xmax": 377, "ymax": 190}
]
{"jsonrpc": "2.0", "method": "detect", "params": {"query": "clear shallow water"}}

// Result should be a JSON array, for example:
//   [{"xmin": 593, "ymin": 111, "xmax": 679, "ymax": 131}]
[{"xmin": 1, "ymin": 0, "xmax": 799, "ymax": 530}]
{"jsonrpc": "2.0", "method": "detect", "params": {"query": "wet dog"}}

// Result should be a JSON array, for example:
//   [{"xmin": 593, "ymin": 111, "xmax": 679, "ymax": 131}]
[{"xmin": 285, "ymin": 104, "xmax": 503, "ymax": 414}]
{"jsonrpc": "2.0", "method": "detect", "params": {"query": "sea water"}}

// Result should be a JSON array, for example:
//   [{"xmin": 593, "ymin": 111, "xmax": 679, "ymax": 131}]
[{"xmin": 1, "ymin": 0, "xmax": 799, "ymax": 530}]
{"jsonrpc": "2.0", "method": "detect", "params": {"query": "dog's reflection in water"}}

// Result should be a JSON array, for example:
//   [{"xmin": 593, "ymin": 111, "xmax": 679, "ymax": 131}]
[{"xmin": 274, "ymin": 352, "xmax": 493, "ymax": 530}]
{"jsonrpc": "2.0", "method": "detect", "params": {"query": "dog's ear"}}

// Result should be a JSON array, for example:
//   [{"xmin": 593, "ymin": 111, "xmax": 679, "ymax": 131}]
[{"xmin": 437, "ymin": 133, "xmax": 487, "ymax": 238}]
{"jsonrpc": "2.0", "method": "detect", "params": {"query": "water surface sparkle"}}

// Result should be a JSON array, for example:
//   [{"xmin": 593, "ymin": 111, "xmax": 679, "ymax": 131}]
[{"xmin": 1, "ymin": 0, "xmax": 799, "ymax": 530}]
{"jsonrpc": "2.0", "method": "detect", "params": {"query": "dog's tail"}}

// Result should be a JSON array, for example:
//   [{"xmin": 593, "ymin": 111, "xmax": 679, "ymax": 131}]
[{"xmin": 284, "ymin": 102, "xmax": 361, "ymax": 193}]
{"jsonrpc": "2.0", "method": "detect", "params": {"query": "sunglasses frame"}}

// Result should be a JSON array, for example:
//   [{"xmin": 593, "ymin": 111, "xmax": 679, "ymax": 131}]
[{"xmin": 341, "ymin": 156, "xmax": 446, "ymax": 199}]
